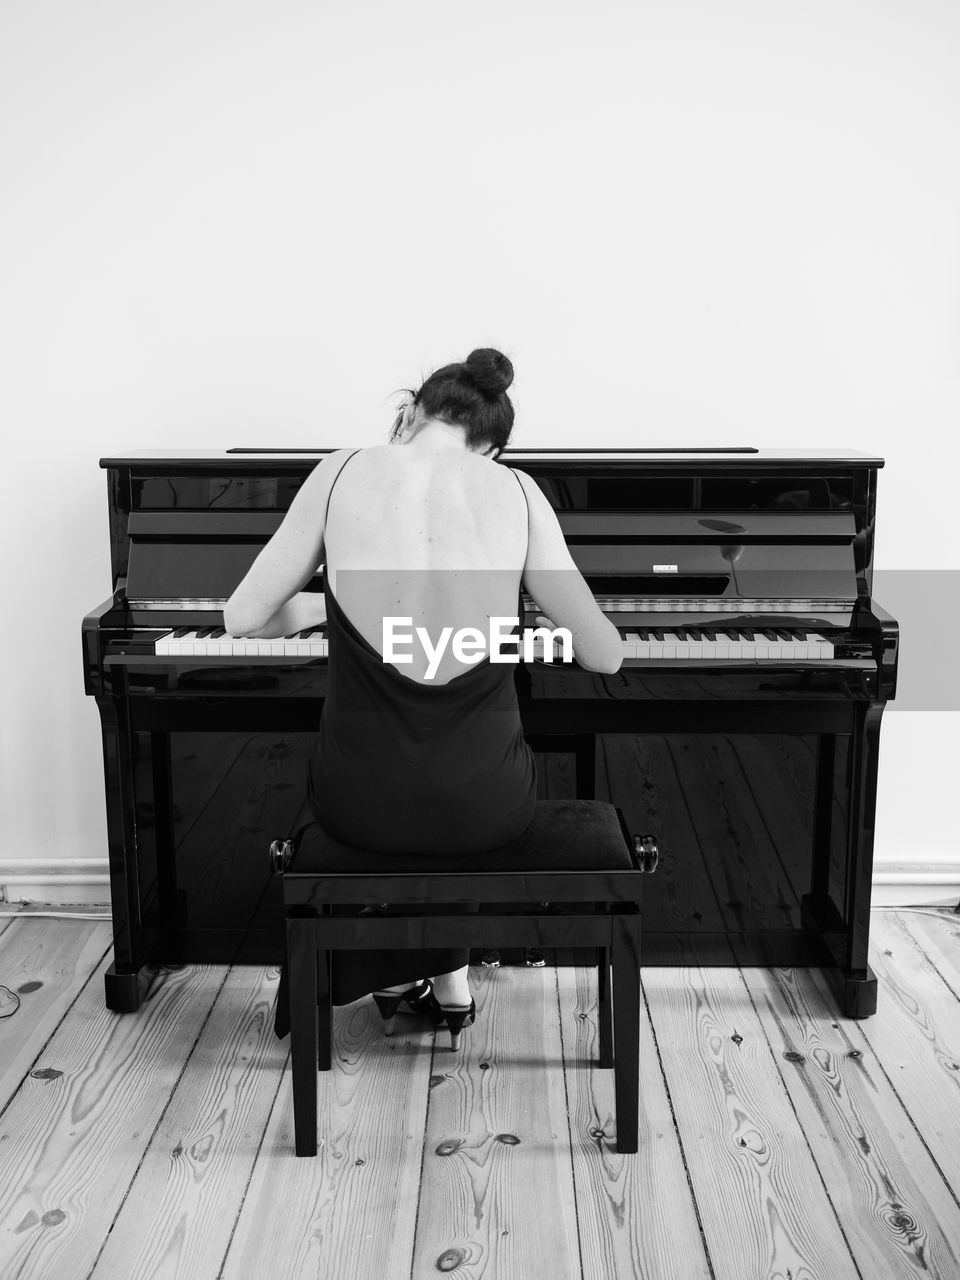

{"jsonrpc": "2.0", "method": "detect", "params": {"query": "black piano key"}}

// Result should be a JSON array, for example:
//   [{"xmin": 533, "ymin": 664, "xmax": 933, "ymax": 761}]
[
  {"xmin": 687, "ymin": 627, "xmax": 703, "ymax": 640},
  {"xmin": 776, "ymin": 629, "xmax": 793, "ymax": 642},
  {"xmin": 195, "ymin": 627, "xmax": 214, "ymax": 638},
  {"xmin": 296, "ymin": 630, "xmax": 313, "ymax": 639},
  {"xmin": 652, "ymin": 628, "xmax": 665, "ymax": 642},
  {"xmin": 726, "ymin": 630, "xmax": 741, "ymax": 641},
  {"xmin": 172, "ymin": 627, "xmax": 191, "ymax": 638},
  {"xmin": 741, "ymin": 630, "xmax": 756, "ymax": 640},
  {"xmin": 702, "ymin": 632, "xmax": 716, "ymax": 642},
  {"xmin": 210, "ymin": 628, "xmax": 226, "ymax": 638},
  {"xmin": 761, "ymin": 630, "xmax": 778, "ymax": 642}
]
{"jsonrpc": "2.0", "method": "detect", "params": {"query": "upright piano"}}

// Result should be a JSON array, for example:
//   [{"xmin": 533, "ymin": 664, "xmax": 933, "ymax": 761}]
[{"xmin": 82, "ymin": 448, "xmax": 898, "ymax": 1018}]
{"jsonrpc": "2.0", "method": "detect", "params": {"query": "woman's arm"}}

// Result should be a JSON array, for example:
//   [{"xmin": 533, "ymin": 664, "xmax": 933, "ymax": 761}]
[
  {"xmin": 514, "ymin": 470, "xmax": 623, "ymax": 674},
  {"xmin": 223, "ymin": 450, "xmax": 351, "ymax": 637},
  {"xmin": 231, "ymin": 590, "xmax": 328, "ymax": 638}
]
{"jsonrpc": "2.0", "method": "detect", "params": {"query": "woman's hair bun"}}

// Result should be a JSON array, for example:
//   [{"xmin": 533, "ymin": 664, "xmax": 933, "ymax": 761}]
[{"xmin": 464, "ymin": 348, "xmax": 514, "ymax": 397}]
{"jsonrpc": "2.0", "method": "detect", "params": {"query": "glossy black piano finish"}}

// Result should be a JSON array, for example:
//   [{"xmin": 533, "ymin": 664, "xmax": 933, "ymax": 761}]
[{"xmin": 83, "ymin": 449, "xmax": 898, "ymax": 1019}]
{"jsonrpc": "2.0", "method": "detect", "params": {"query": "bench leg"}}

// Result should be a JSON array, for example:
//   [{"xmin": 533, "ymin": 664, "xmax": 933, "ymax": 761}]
[
  {"xmin": 318, "ymin": 946, "xmax": 332, "ymax": 1071},
  {"xmin": 596, "ymin": 946, "xmax": 613, "ymax": 1069},
  {"xmin": 611, "ymin": 912, "xmax": 641, "ymax": 1154},
  {"xmin": 287, "ymin": 913, "xmax": 318, "ymax": 1156}
]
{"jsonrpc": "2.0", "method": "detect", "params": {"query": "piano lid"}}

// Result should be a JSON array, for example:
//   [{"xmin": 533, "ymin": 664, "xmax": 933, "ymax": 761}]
[{"xmin": 100, "ymin": 448, "xmax": 886, "ymax": 469}]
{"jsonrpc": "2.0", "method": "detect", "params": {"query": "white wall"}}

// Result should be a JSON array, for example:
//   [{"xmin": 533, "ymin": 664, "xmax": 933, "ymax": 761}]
[{"xmin": 1, "ymin": 0, "xmax": 957, "ymax": 874}]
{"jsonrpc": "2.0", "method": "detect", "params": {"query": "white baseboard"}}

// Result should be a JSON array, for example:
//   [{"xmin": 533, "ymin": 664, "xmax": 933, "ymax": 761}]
[
  {"xmin": 871, "ymin": 860, "xmax": 960, "ymax": 908},
  {"xmin": 2, "ymin": 857, "xmax": 958, "ymax": 911},
  {"xmin": 0, "ymin": 860, "xmax": 111, "ymax": 906}
]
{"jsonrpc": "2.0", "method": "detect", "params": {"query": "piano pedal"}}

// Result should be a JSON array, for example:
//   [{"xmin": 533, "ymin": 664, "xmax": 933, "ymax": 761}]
[{"xmin": 269, "ymin": 838, "xmax": 295, "ymax": 876}]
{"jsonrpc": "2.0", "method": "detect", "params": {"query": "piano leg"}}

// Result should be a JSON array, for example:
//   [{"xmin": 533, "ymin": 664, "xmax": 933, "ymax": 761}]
[
  {"xmin": 104, "ymin": 962, "xmax": 152, "ymax": 1012},
  {"xmin": 840, "ymin": 702, "xmax": 886, "ymax": 1018},
  {"xmin": 98, "ymin": 695, "xmax": 149, "ymax": 1012},
  {"xmin": 802, "ymin": 705, "xmax": 885, "ymax": 1019}
]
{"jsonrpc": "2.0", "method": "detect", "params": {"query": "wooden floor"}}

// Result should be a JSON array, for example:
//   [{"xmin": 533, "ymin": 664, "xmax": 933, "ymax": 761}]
[{"xmin": 2, "ymin": 909, "xmax": 960, "ymax": 1279}]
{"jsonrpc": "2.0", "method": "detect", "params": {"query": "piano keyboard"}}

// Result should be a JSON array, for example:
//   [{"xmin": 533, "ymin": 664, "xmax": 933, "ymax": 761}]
[
  {"xmin": 153, "ymin": 627, "xmax": 833, "ymax": 661},
  {"xmin": 619, "ymin": 628, "xmax": 834, "ymax": 661},
  {"xmin": 155, "ymin": 628, "xmax": 328, "ymax": 656}
]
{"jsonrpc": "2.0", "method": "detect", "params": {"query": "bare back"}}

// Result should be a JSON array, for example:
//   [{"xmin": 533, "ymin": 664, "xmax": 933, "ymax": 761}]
[{"xmin": 323, "ymin": 445, "xmax": 528, "ymax": 685}]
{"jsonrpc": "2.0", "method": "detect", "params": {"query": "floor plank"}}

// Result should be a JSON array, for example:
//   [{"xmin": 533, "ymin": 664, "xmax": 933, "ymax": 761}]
[
  {"xmin": 88, "ymin": 964, "xmax": 287, "ymax": 1280},
  {"xmin": 643, "ymin": 959, "xmax": 860, "ymax": 1280},
  {"xmin": 860, "ymin": 912, "xmax": 960, "ymax": 1191},
  {"xmin": 557, "ymin": 965, "xmax": 710, "ymax": 1280},
  {"xmin": 741, "ymin": 960, "xmax": 960, "ymax": 1279},
  {"xmin": 0, "ymin": 958, "xmax": 227, "ymax": 1280},
  {"xmin": 0, "ymin": 917, "xmax": 112, "ymax": 1108},
  {"xmin": 413, "ymin": 965, "xmax": 580, "ymax": 1280},
  {"xmin": 893, "ymin": 908, "xmax": 960, "ymax": 998},
  {"xmin": 221, "ymin": 995, "xmax": 434, "ymax": 1280}
]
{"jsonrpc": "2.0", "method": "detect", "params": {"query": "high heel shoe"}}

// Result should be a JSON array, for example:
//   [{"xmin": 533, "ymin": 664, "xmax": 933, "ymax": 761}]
[
  {"xmin": 437, "ymin": 998, "xmax": 477, "ymax": 1051},
  {"xmin": 372, "ymin": 979, "xmax": 443, "ymax": 1036}
]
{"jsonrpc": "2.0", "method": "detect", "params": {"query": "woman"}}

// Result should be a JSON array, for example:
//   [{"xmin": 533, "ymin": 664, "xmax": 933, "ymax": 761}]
[{"xmin": 224, "ymin": 348, "xmax": 622, "ymax": 1043}]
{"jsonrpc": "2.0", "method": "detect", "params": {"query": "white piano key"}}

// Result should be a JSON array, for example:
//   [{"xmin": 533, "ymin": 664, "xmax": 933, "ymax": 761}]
[{"xmin": 623, "ymin": 632, "xmax": 646, "ymax": 659}]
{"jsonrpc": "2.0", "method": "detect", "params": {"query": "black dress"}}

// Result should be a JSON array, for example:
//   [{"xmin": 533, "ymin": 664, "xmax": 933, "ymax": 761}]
[{"xmin": 307, "ymin": 451, "xmax": 537, "ymax": 1005}]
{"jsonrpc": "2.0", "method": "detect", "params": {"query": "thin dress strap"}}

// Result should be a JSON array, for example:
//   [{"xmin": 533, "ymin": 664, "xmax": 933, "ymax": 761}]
[
  {"xmin": 322, "ymin": 449, "xmax": 362, "ymax": 528},
  {"xmin": 507, "ymin": 466, "xmax": 531, "ymax": 563},
  {"xmin": 506, "ymin": 466, "xmax": 531, "ymax": 621}
]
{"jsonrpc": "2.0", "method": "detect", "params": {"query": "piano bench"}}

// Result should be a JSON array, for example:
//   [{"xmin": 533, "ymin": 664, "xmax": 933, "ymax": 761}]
[{"xmin": 270, "ymin": 799, "xmax": 658, "ymax": 1157}]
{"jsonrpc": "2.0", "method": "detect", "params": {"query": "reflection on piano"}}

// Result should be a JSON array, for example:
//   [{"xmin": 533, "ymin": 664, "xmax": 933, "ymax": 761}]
[{"xmin": 83, "ymin": 448, "xmax": 898, "ymax": 1018}]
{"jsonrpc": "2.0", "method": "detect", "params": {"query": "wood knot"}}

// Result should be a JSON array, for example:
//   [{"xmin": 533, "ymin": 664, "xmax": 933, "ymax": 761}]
[
  {"xmin": 437, "ymin": 1247, "xmax": 466, "ymax": 1271},
  {"xmin": 30, "ymin": 1068, "xmax": 63, "ymax": 1081},
  {"xmin": 435, "ymin": 1139, "xmax": 463, "ymax": 1158},
  {"xmin": 17, "ymin": 981, "xmax": 43, "ymax": 993},
  {"xmin": 887, "ymin": 1206, "xmax": 918, "ymax": 1235},
  {"xmin": 783, "ymin": 1051, "xmax": 804, "ymax": 1064},
  {"xmin": 737, "ymin": 1130, "xmax": 765, "ymax": 1153},
  {"xmin": 479, "ymin": 1061, "xmax": 491, "ymax": 1071},
  {"xmin": 429, "ymin": 1075, "xmax": 447, "ymax": 1088},
  {"xmin": 730, "ymin": 1031, "xmax": 743, "ymax": 1046},
  {"xmin": 495, "ymin": 1133, "xmax": 520, "ymax": 1145},
  {"xmin": 41, "ymin": 1209, "xmax": 66, "ymax": 1227},
  {"xmin": 0, "ymin": 986, "xmax": 21, "ymax": 1018}
]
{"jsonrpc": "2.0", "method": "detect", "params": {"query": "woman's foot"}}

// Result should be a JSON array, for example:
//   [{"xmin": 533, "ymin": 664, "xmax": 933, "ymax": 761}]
[
  {"xmin": 371, "ymin": 979, "xmax": 442, "ymax": 1035},
  {"xmin": 379, "ymin": 980, "xmax": 426, "ymax": 996},
  {"xmin": 430, "ymin": 967, "xmax": 476, "ymax": 1050},
  {"xmin": 430, "ymin": 967, "xmax": 471, "ymax": 1007}
]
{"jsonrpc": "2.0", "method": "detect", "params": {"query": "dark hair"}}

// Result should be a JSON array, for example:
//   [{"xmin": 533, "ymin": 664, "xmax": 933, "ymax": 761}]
[{"xmin": 398, "ymin": 348, "xmax": 515, "ymax": 454}]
